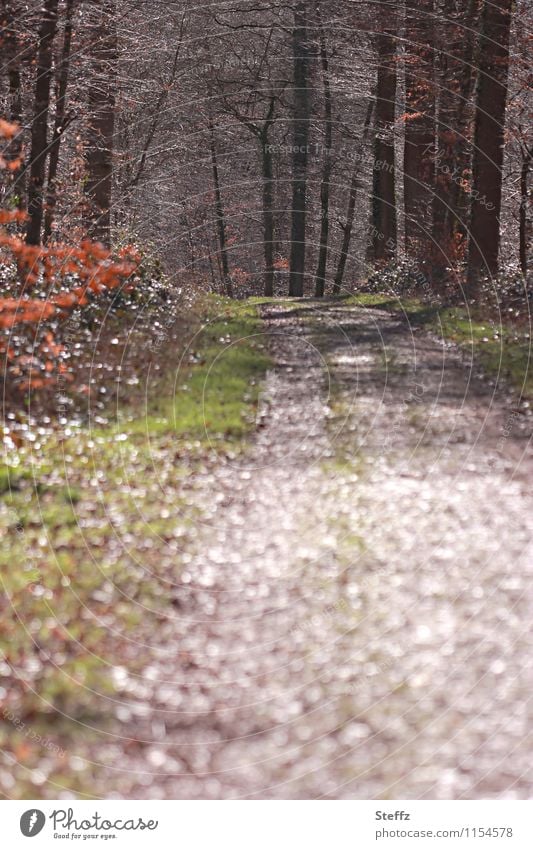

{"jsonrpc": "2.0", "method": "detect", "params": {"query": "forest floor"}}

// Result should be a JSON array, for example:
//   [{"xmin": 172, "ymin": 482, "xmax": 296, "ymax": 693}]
[{"xmin": 1, "ymin": 296, "xmax": 532, "ymax": 799}]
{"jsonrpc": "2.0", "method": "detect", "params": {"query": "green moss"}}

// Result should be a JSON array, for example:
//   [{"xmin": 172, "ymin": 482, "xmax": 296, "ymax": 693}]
[
  {"xmin": 113, "ymin": 297, "xmax": 271, "ymax": 445},
  {"xmin": 431, "ymin": 307, "xmax": 533, "ymax": 396},
  {"xmin": 343, "ymin": 293, "xmax": 400, "ymax": 309},
  {"xmin": 171, "ymin": 310, "xmax": 270, "ymax": 440},
  {"xmin": 0, "ymin": 464, "xmax": 36, "ymax": 495}
]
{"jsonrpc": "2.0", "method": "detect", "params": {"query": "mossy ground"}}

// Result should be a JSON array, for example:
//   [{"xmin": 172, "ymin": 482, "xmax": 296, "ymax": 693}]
[
  {"xmin": 136, "ymin": 298, "xmax": 270, "ymax": 441},
  {"xmin": 344, "ymin": 294, "xmax": 533, "ymax": 399}
]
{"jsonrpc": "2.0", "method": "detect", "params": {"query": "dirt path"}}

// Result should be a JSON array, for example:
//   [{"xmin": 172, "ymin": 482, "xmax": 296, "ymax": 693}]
[{"xmin": 68, "ymin": 300, "xmax": 533, "ymax": 798}]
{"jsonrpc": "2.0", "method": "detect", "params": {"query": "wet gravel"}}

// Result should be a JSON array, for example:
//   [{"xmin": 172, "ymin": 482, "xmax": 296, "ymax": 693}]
[{"xmin": 70, "ymin": 300, "xmax": 533, "ymax": 798}]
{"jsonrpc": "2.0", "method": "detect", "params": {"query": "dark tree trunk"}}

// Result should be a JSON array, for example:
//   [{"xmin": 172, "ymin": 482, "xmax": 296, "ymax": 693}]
[
  {"xmin": 289, "ymin": 1, "xmax": 311, "ymax": 297},
  {"xmin": 314, "ymin": 13, "xmax": 333, "ymax": 298},
  {"xmin": 84, "ymin": 0, "xmax": 117, "ymax": 247},
  {"xmin": 467, "ymin": 0, "xmax": 513, "ymax": 287},
  {"xmin": 43, "ymin": 0, "xmax": 75, "ymax": 244},
  {"xmin": 25, "ymin": 0, "xmax": 59, "ymax": 246},
  {"xmin": 371, "ymin": 26, "xmax": 397, "ymax": 263},
  {"xmin": 1, "ymin": 1, "xmax": 25, "ymax": 204},
  {"xmin": 403, "ymin": 0, "xmax": 435, "ymax": 259},
  {"xmin": 208, "ymin": 114, "xmax": 232, "ymax": 298},
  {"xmin": 333, "ymin": 100, "xmax": 374, "ymax": 293}
]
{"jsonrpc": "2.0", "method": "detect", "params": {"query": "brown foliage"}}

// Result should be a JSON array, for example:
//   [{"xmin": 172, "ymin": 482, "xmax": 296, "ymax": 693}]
[{"xmin": 0, "ymin": 119, "xmax": 139, "ymax": 392}]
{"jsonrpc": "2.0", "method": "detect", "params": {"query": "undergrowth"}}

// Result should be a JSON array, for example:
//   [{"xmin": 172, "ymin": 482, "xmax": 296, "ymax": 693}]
[{"xmin": 0, "ymin": 295, "xmax": 270, "ymax": 797}]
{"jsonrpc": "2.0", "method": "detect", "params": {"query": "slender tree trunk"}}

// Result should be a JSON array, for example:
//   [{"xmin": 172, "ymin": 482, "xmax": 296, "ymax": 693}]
[
  {"xmin": 289, "ymin": 1, "xmax": 310, "ymax": 297},
  {"xmin": 403, "ymin": 0, "xmax": 435, "ymax": 259},
  {"xmin": 371, "ymin": 25, "xmax": 397, "ymax": 263},
  {"xmin": 221, "ymin": 94, "xmax": 278, "ymax": 297},
  {"xmin": 208, "ymin": 114, "xmax": 232, "ymax": 298},
  {"xmin": 25, "ymin": 0, "xmax": 59, "ymax": 246},
  {"xmin": 43, "ymin": 0, "xmax": 75, "ymax": 244},
  {"xmin": 519, "ymin": 146, "xmax": 532, "ymax": 276},
  {"xmin": 261, "ymin": 130, "xmax": 275, "ymax": 297},
  {"xmin": 84, "ymin": 0, "xmax": 117, "ymax": 247},
  {"xmin": 207, "ymin": 247, "xmax": 217, "ymax": 292},
  {"xmin": 467, "ymin": 0, "xmax": 513, "ymax": 287},
  {"xmin": 314, "ymin": 12, "xmax": 333, "ymax": 298},
  {"xmin": 1, "ymin": 1, "xmax": 25, "ymax": 204},
  {"xmin": 333, "ymin": 100, "xmax": 374, "ymax": 293}
]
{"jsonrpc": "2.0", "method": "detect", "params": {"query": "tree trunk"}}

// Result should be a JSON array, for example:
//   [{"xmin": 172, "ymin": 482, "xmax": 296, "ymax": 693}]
[
  {"xmin": 25, "ymin": 0, "xmax": 59, "ymax": 246},
  {"xmin": 1, "ymin": 1, "xmax": 25, "ymax": 206},
  {"xmin": 314, "ymin": 13, "xmax": 333, "ymax": 298},
  {"xmin": 371, "ymin": 26, "xmax": 397, "ymax": 263},
  {"xmin": 84, "ymin": 0, "xmax": 117, "ymax": 247},
  {"xmin": 333, "ymin": 100, "xmax": 374, "ymax": 293},
  {"xmin": 207, "ymin": 247, "xmax": 217, "ymax": 291},
  {"xmin": 289, "ymin": 1, "xmax": 311, "ymax": 297},
  {"xmin": 403, "ymin": 0, "xmax": 435, "ymax": 259},
  {"xmin": 467, "ymin": 0, "xmax": 513, "ymax": 287},
  {"xmin": 43, "ymin": 0, "xmax": 75, "ymax": 244},
  {"xmin": 208, "ymin": 114, "xmax": 232, "ymax": 298}
]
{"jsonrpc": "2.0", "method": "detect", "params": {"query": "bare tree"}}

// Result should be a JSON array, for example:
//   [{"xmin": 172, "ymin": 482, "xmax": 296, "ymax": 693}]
[{"xmin": 333, "ymin": 100, "xmax": 374, "ymax": 293}]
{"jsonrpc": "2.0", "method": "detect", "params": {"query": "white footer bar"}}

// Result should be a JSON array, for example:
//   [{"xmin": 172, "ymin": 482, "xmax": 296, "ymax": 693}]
[{"xmin": 3, "ymin": 800, "xmax": 532, "ymax": 848}]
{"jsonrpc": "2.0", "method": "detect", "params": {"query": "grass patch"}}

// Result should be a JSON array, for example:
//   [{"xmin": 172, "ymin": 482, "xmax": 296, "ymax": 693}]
[
  {"xmin": 343, "ymin": 293, "xmax": 402, "ymax": 310},
  {"xmin": 432, "ymin": 307, "xmax": 533, "ymax": 397},
  {"xmin": 344, "ymin": 294, "xmax": 532, "ymax": 398},
  {"xmin": 120, "ymin": 296, "xmax": 271, "ymax": 444},
  {"xmin": 172, "ymin": 301, "xmax": 270, "ymax": 440}
]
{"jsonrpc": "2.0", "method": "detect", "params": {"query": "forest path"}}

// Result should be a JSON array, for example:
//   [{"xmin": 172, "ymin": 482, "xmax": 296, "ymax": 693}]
[{"xmin": 92, "ymin": 299, "xmax": 532, "ymax": 799}]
